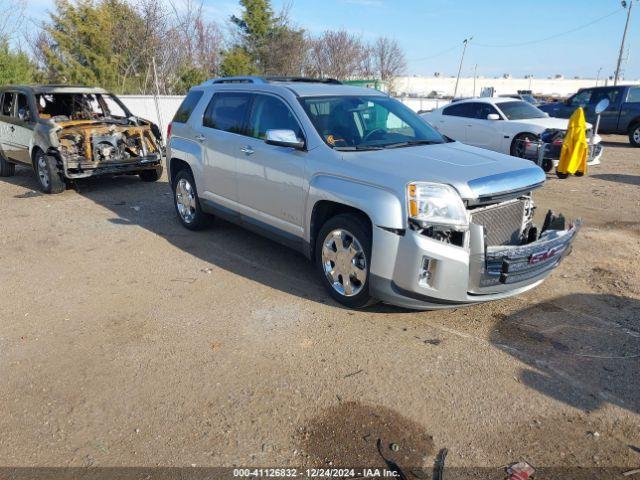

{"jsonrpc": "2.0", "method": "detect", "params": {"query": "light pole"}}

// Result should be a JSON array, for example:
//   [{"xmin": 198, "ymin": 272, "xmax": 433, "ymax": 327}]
[
  {"xmin": 614, "ymin": 0, "xmax": 634, "ymax": 85},
  {"xmin": 453, "ymin": 37, "xmax": 472, "ymax": 99},
  {"xmin": 596, "ymin": 67, "xmax": 603, "ymax": 86}
]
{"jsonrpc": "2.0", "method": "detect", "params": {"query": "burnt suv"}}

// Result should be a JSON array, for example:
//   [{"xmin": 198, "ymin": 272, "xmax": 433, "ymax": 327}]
[{"xmin": 0, "ymin": 85, "xmax": 163, "ymax": 193}]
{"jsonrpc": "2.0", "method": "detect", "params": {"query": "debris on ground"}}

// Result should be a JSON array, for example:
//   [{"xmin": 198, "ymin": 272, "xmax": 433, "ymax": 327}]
[
  {"xmin": 623, "ymin": 469, "xmax": 640, "ymax": 477},
  {"xmin": 506, "ymin": 461, "xmax": 535, "ymax": 480}
]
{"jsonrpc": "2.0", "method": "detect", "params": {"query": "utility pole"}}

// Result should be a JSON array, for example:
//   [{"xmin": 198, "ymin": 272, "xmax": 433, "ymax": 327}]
[
  {"xmin": 453, "ymin": 37, "xmax": 472, "ymax": 99},
  {"xmin": 596, "ymin": 67, "xmax": 603, "ymax": 86},
  {"xmin": 614, "ymin": 0, "xmax": 634, "ymax": 85}
]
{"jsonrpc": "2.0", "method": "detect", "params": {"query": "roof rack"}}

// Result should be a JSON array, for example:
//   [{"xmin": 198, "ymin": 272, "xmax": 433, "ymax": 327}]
[
  {"xmin": 210, "ymin": 76, "xmax": 268, "ymax": 84},
  {"xmin": 266, "ymin": 77, "xmax": 342, "ymax": 85},
  {"xmin": 207, "ymin": 76, "xmax": 342, "ymax": 85}
]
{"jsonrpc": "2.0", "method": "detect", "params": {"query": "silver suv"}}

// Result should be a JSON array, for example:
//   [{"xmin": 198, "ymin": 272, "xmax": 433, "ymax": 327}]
[{"xmin": 167, "ymin": 76, "xmax": 579, "ymax": 309}]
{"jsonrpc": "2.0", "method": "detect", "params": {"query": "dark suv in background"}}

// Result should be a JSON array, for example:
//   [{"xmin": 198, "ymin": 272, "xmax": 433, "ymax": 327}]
[{"xmin": 538, "ymin": 85, "xmax": 640, "ymax": 146}]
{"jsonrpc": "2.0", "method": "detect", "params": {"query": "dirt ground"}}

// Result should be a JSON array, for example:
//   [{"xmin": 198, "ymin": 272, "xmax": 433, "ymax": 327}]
[{"xmin": 0, "ymin": 135, "xmax": 639, "ymax": 477}]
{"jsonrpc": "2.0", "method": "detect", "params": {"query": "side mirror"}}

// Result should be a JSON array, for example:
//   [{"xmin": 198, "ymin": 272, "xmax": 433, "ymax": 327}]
[
  {"xmin": 18, "ymin": 107, "xmax": 28, "ymax": 121},
  {"xmin": 594, "ymin": 98, "xmax": 610, "ymax": 115},
  {"xmin": 265, "ymin": 129, "xmax": 305, "ymax": 150},
  {"xmin": 486, "ymin": 113, "xmax": 500, "ymax": 121}
]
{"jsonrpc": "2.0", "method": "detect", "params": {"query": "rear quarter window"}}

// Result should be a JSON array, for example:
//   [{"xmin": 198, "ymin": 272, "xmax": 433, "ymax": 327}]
[
  {"xmin": 173, "ymin": 90, "xmax": 204, "ymax": 123},
  {"xmin": 627, "ymin": 87, "xmax": 640, "ymax": 103}
]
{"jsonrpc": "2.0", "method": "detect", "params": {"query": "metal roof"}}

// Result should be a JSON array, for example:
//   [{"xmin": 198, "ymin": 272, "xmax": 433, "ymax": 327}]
[{"xmin": 0, "ymin": 85, "xmax": 109, "ymax": 94}]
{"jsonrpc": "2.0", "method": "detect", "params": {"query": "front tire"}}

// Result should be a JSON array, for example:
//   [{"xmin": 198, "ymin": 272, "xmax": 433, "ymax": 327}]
[
  {"xmin": 34, "ymin": 150, "xmax": 65, "ymax": 194},
  {"xmin": 0, "ymin": 152, "xmax": 15, "ymax": 177},
  {"xmin": 629, "ymin": 124, "xmax": 640, "ymax": 147},
  {"xmin": 172, "ymin": 168, "xmax": 212, "ymax": 230},
  {"xmin": 315, "ymin": 213, "xmax": 376, "ymax": 309},
  {"xmin": 139, "ymin": 167, "xmax": 162, "ymax": 182},
  {"xmin": 510, "ymin": 132, "xmax": 539, "ymax": 158}
]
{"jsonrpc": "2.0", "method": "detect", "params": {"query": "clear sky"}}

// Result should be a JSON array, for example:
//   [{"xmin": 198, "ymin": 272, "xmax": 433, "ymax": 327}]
[{"xmin": 25, "ymin": 0, "xmax": 640, "ymax": 80}]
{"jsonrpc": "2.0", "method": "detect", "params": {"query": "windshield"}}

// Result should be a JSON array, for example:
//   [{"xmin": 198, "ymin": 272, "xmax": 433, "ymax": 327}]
[
  {"xmin": 299, "ymin": 95, "xmax": 445, "ymax": 150},
  {"xmin": 497, "ymin": 101, "xmax": 546, "ymax": 120},
  {"xmin": 35, "ymin": 93, "xmax": 130, "ymax": 121}
]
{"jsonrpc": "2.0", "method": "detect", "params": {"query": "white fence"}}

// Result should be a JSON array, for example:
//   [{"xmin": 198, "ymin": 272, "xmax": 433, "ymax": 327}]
[
  {"xmin": 119, "ymin": 94, "xmax": 445, "ymax": 129},
  {"xmin": 120, "ymin": 95, "xmax": 184, "ymax": 135}
]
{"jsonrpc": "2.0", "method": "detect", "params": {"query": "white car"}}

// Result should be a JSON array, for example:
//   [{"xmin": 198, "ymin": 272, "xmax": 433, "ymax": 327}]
[{"xmin": 421, "ymin": 97, "xmax": 603, "ymax": 171}]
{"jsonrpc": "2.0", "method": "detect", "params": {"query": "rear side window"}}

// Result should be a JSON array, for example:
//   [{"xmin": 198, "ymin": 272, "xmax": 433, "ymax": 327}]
[
  {"xmin": 248, "ymin": 94, "xmax": 303, "ymax": 140},
  {"xmin": 173, "ymin": 90, "xmax": 203, "ymax": 123},
  {"xmin": 1, "ymin": 92, "xmax": 15, "ymax": 116},
  {"xmin": 203, "ymin": 92, "xmax": 252, "ymax": 134},
  {"xmin": 627, "ymin": 87, "xmax": 640, "ymax": 103},
  {"xmin": 442, "ymin": 103, "xmax": 474, "ymax": 118}
]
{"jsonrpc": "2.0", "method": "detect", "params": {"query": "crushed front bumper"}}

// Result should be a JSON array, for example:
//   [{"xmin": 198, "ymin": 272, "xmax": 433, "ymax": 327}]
[
  {"xmin": 369, "ymin": 220, "xmax": 580, "ymax": 310},
  {"xmin": 56, "ymin": 153, "xmax": 163, "ymax": 179}
]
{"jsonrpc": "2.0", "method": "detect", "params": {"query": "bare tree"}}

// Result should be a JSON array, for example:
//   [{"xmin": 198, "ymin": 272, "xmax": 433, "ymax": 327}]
[
  {"xmin": 306, "ymin": 30, "xmax": 368, "ymax": 80},
  {"xmin": 0, "ymin": 0, "xmax": 26, "ymax": 42},
  {"xmin": 371, "ymin": 36, "xmax": 406, "ymax": 82}
]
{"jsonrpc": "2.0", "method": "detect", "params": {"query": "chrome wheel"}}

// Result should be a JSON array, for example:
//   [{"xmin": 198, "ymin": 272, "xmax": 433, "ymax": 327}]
[
  {"xmin": 321, "ymin": 229, "xmax": 367, "ymax": 297},
  {"xmin": 175, "ymin": 178, "xmax": 196, "ymax": 223},
  {"xmin": 634, "ymin": 127, "xmax": 640, "ymax": 144},
  {"xmin": 37, "ymin": 155, "xmax": 49, "ymax": 188}
]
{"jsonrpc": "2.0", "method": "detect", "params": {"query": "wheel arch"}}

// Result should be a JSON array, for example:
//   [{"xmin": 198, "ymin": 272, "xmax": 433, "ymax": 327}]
[
  {"xmin": 306, "ymin": 175, "xmax": 405, "ymax": 257},
  {"xmin": 167, "ymin": 137, "xmax": 204, "ymax": 188},
  {"xmin": 510, "ymin": 131, "xmax": 540, "ymax": 155}
]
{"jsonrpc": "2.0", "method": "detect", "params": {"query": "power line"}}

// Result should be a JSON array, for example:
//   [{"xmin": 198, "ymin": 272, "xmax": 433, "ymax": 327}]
[
  {"xmin": 473, "ymin": 8, "xmax": 623, "ymax": 48},
  {"xmin": 409, "ymin": 43, "xmax": 462, "ymax": 62}
]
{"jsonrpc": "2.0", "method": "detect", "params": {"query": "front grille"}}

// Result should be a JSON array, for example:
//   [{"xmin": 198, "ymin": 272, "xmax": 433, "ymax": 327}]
[{"xmin": 470, "ymin": 200, "xmax": 525, "ymax": 246}]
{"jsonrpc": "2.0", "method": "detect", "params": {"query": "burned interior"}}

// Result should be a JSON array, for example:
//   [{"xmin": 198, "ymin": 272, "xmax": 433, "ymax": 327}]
[{"xmin": 38, "ymin": 92, "xmax": 162, "ymax": 175}]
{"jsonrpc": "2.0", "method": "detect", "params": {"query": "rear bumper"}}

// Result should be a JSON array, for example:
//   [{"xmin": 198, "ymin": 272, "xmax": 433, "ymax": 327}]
[
  {"xmin": 60, "ymin": 153, "xmax": 163, "ymax": 179},
  {"xmin": 369, "ymin": 220, "xmax": 580, "ymax": 310}
]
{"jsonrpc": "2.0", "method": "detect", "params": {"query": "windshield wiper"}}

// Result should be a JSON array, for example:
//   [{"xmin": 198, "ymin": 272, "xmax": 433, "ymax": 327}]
[
  {"xmin": 333, "ymin": 145, "xmax": 384, "ymax": 151},
  {"xmin": 380, "ymin": 140, "xmax": 441, "ymax": 149}
]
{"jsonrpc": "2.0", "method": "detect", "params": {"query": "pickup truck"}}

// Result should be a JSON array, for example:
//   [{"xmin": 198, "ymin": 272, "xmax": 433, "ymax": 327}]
[
  {"xmin": 538, "ymin": 84, "xmax": 640, "ymax": 146},
  {"xmin": 166, "ymin": 76, "xmax": 579, "ymax": 310}
]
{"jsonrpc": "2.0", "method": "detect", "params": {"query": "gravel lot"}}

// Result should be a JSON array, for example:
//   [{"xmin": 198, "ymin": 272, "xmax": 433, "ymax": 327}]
[{"xmin": 1, "ymin": 135, "xmax": 638, "ymax": 476}]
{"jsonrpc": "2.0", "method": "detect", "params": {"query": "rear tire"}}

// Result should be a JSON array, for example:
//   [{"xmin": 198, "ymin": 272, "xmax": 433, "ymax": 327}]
[
  {"xmin": 172, "ymin": 168, "xmax": 212, "ymax": 230},
  {"xmin": 0, "ymin": 152, "xmax": 15, "ymax": 177},
  {"xmin": 315, "ymin": 213, "xmax": 377, "ymax": 309},
  {"xmin": 139, "ymin": 167, "xmax": 162, "ymax": 182},
  {"xmin": 34, "ymin": 150, "xmax": 65, "ymax": 194},
  {"xmin": 629, "ymin": 124, "xmax": 640, "ymax": 147}
]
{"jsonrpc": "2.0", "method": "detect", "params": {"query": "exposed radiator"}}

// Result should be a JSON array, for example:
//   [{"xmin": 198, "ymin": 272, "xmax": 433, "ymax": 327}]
[{"xmin": 470, "ymin": 200, "xmax": 525, "ymax": 246}]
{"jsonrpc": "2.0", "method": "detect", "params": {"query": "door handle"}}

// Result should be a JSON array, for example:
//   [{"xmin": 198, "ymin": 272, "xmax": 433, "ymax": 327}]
[
  {"xmin": 195, "ymin": 134, "xmax": 206, "ymax": 143},
  {"xmin": 240, "ymin": 146, "xmax": 255, "ymax": 155}
]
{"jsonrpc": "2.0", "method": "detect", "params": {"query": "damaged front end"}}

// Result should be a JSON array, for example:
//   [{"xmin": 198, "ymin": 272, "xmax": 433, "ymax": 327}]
[{"xmin": 53, "ymin": 119, "xmax": 162, "ymax": 179}]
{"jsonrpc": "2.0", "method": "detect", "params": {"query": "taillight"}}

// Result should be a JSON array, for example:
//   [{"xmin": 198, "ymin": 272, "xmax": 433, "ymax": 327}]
[{"xmin": 167, "ymin": 122, "xmax": 172, "ymax": 141}]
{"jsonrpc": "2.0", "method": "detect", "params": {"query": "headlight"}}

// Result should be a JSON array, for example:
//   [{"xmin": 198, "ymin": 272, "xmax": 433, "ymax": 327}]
[{"xmin": 407, "ymin": 182, "xmax": 468, "ymax": 228}]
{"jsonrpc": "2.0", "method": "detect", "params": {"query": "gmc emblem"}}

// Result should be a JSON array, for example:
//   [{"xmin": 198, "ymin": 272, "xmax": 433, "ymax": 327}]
[{"xmin": 529, "ymin": 245, "xmax": 566, "ymax": 264}]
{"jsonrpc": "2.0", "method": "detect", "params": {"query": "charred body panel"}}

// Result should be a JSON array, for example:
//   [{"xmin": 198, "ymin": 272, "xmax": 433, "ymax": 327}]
[
  {"xmin": 0, "ymin": 85, "xmax": 163, "ymax": 189},
  {"xmin": 56, "ymin": 120, "xmax": 162, "ymax": 178}
]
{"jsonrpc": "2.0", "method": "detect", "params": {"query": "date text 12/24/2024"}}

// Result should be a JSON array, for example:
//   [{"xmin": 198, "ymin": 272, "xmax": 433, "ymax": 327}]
[{"xmin": 233, "ymin": 468, "xmax": 402, "ymax": 478}]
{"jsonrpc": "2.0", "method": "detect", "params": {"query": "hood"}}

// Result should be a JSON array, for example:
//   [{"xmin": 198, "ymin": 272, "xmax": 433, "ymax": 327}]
[
  {"xmin": 511, "ymin": 116, "xmax": 569, "ymax": 130},
  {"xmin": 343, "ymin": 141, "xmax": 546, "ymax": 200},
  {"xmin": 509, "ymin": 116, "xmax": 593, "ymax": 131}
]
